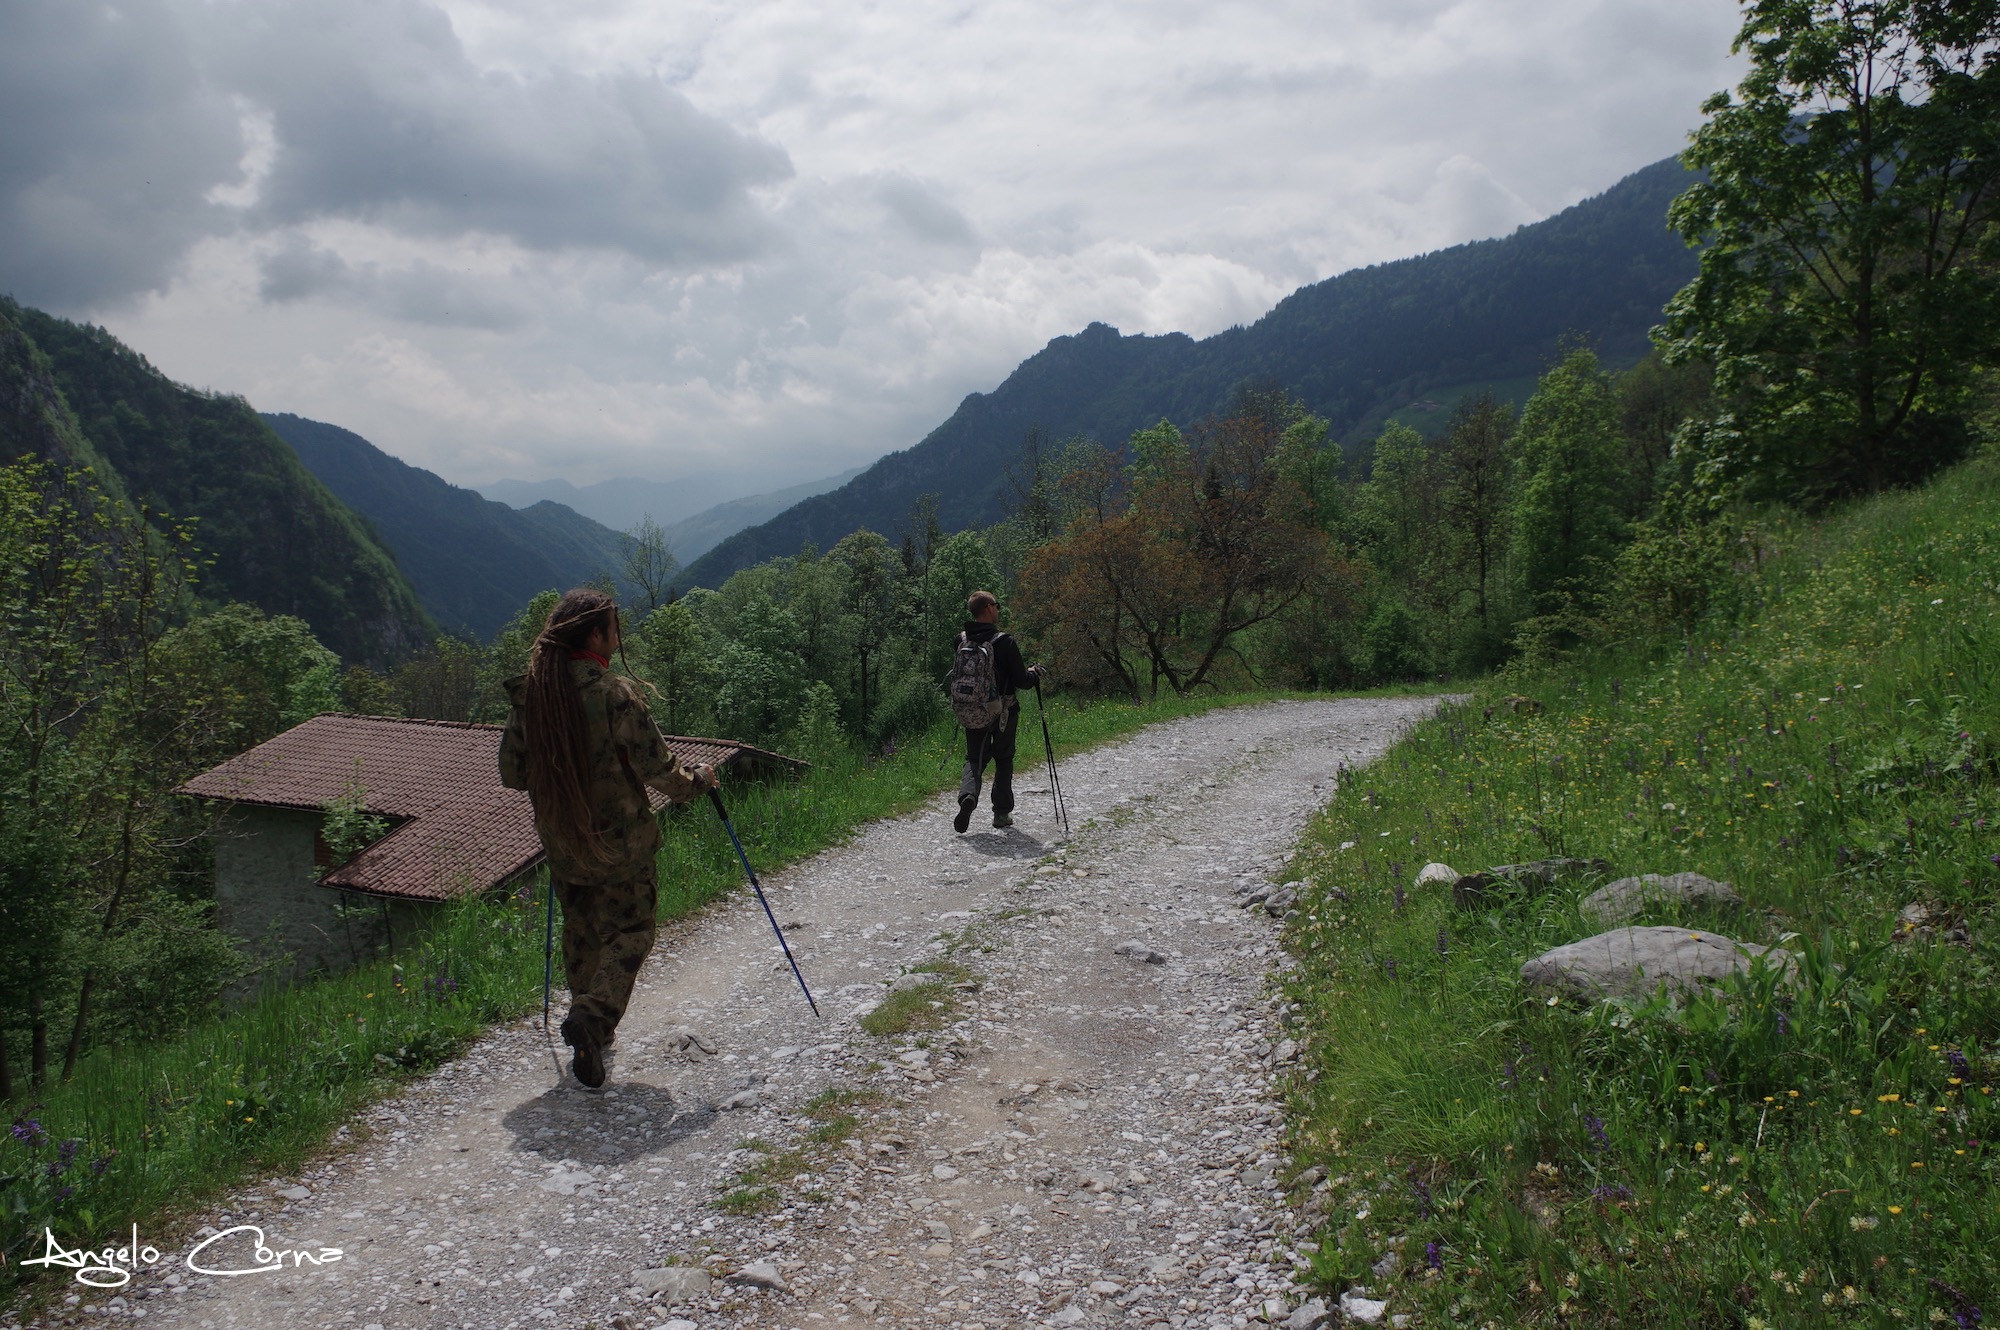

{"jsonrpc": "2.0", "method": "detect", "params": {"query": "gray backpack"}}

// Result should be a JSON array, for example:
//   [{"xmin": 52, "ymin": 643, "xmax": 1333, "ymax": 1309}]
[{"xmin": 948, "ymin": 632, "xmax": 1007, "ymax": 729}]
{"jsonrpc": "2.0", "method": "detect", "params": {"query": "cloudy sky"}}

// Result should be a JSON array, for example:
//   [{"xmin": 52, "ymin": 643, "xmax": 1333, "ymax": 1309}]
[{"xmin": 2, "ymin": 0, "xmax": 1745, "ymax": 494}]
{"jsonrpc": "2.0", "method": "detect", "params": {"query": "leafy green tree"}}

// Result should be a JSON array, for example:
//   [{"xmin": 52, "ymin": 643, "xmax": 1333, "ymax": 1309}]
[
  {"xmin": 1436, "ymin": 392, "xmax": 1514, "ymax": 639},
  {"xmin": 635, "ymin": 598, "xmax": 707, "ymax": 735},
  {"xmin": 828, "ymin": 531, "xmax": 902, "ymax": 733},
  {"xmin": 1510, "ymin": 349, "xmax": 1629, "ymax": 615},
  {"xmin": 1663, "ymin": 0, "xmax": 2000, "ymax": 500}
]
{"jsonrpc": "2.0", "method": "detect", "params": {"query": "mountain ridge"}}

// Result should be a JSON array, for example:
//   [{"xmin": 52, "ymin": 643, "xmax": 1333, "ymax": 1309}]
[{"xmin": 682, "ymin": 154, "xmax": 1700, "ymax": 588}]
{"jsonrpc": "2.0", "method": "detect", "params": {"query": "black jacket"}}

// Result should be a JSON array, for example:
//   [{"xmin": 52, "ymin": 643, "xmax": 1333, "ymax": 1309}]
[{"xmin": 961, "ymin": 620, "xmax": 1037, "ymax": 701}]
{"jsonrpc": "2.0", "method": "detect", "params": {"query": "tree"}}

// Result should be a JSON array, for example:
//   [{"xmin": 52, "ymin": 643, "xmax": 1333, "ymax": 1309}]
[
  {"xmin": 1662, "ymin": 0, "xmax": 2000, "ymax": 500},
  {"xmin": 620, "ymin": 517, "xmax": 679, "ymax": 615},
  {"xmin": 1511, "ymin": 349, "xmax": 1628, "ymax": 615},
  {"xmin": 1436, "ymin": 392, "xmax": 1514, "ymax": 633}
]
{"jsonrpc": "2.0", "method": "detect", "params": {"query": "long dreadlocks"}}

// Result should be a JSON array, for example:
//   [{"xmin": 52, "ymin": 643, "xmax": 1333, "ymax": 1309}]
[{"xmin": 521, "ymin": 588, "xmax": 621, "ymax": 864}]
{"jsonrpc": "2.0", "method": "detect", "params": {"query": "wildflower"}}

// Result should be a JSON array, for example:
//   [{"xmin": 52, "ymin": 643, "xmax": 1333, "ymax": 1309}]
[
  {"xmin": 9, "ymin": 1118, "xmax": 46, "ymax": 1148},
  {"xmin": 1425, "ymin": 1242, "xmax": 1443, "ymax": 1270},
  {"xmin": 1851, "ymin": 1215, "xmax": 1880, "ymax": 1230},
  {"xmin": 1738, "ymin": 1212, "xmax": 1757, "ymax": 1227},
  {"xmin": 1585, "ymin": 1114, "xmax": 1609, "ymax": 1151},
  {"xmin": 1880, "ymin": 1093, "xmax": 1902, "ymax": 1103},
  {"xmin": 1435, "ymin": 928, "xmax": 1449, "ymax": 958},
  {"xmin": 1889, "ymin": 1206, "xmax": 1904, "ymax": 1215}
]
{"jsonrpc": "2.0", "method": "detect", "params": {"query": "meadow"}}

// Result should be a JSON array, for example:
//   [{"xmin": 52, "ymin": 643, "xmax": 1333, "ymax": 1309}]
[{"xmin": 1284, "ymin": 457, "xmax": 2000, "ymax": 1326}]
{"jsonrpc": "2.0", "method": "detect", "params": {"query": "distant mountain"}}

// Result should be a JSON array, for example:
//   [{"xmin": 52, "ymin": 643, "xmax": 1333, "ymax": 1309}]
[
  {"xmin": 683, "ymin": 155, "xmax": 1701, "ymax": 588},
  {"xmin": 479, "ymin": 466, "xmax": 865, "ymax": 561},
  {"xmin": 659, "ymin": 467, "xmax": 866, "ymax": 564},
  {"xmin": 1, "ymin": 299, "xmax": 431, "ymax": 665},
  {"xmin": 265, "ymin": 413, "xmax": 629, "ymax": 640},
  {"xmin": 478, "ymin": 474, "xmax": 738, "ymax": 531}
]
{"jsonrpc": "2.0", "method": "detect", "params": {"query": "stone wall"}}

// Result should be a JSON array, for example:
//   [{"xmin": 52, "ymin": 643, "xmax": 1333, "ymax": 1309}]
[{"xmin": 212, "ymin": 806, "xmax": 432, "ymax": 990}]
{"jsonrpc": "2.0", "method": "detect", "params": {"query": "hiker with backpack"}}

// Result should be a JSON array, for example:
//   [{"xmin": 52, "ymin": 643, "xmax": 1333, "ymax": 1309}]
[{"xmin": 949, "ymin": 590, "xmax": 1047, "ymax": 832}]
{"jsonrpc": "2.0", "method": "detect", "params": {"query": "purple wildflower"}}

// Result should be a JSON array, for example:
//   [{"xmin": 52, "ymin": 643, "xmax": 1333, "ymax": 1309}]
[
  {"xmin": 1585, "ymin": 1114, "xmax": 1610, "ymax": 1151},
  {"xmin": 1424, "ymin": 1242, "xmax": 1443, "ymax": 1270},
  {"xmin": 1591, "ymin": 1184, "xmax": 1634, "ymax": 1202},
  {"xmin": 1392, "ymin": 884, "xmax": 1408, "ymax": 913},
  {"xmin": 1407, "ymin": 1168, "xmax": 1434, "ymax": 1218},
  {"xmin": 1948, "ymin": 1050, "xmax": 1971, "ymax": 1078},
  {"xmin": 1774, "ymin": 1007, "xmax": 1792, "ymax": 1038},
  {"xmin": 1383, "ymin": 958, "xmax": 1399, "ymax": 980},
  {"xmin": 1434, "ymin": 929, "xmax": 1450, "ymax": 958},
  {"xmin": 1500, "ymin": 1059, "xmax": 1518, "ymax": 1089},
  {"xmin": 10, "ymin": 1118, "xmax": 46, "ymax": 1148}
]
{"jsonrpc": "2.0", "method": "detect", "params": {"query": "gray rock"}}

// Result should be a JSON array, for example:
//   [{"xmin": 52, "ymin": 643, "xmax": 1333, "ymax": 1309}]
[
  {"xmin": 716, "ymin": 1088, "xmax": 761, "ymax": 1111},
  {"xmin": 1580, "ymin": 872, "xmax": 1742, "ymax": 926},
  {"xmin": 1520, "ymin": 926, "xmax": 1791, "ymax": 1001},
  {"xmin": 278, "ymin": 1185, "xmax": 311, "ymax": 1201},
  {"xmin": 1052, "ymin": 1305, "xmax": 1088, "ymax": 1326},
  {"xmin": 1340, "ymin": 1290, "xmax": 1389, "ymax": 1325},
  {"xmin": 1284, "ymin": 1299, "xmax": 1332, "ymax": 1330},
  {"xmin": 1371, "ymin": 1249, "xmax": 1402, "ymax": 1279},
  {"xmin": 537, "ymin": 1169, "xmax": 594, "ymax": 1195},
  {"xmin": 727, "ymin": 1260, "xmax": 789, "ymax": 1292},
  {"xmin": 1413, "ymin": 862, "xmax": 1457, "ymax": 888},
  {"xmin": 1259, "ymin": 1297, "xmax": 1290, "ymax": 1322},
  {"xmin": 1078, "ymin": 1169, "xmax": 1124, "ymax": 1193},
  {"xmin": 635, "ymin": 1267, "xmax": 713, "ymax": 1301},
  {"xmin": 1114, "ymin": 941, "xmax": 1167, "ymax": 965},
  {"xmin": 890, "ymin": 972, "xmax": 946, "ymax": 993},
  {"xmin": 663, "ymin": 1026, "xmax": 716, "ymax": 1056}
]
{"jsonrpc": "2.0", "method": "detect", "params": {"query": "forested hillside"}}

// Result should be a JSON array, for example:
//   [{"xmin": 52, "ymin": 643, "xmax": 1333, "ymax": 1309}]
[
  {"xmin": 266, "ymin": 412, "xmax": 627, "ymax": 639},
  {"xmin": 1, "ymin": 301, "xmax": 431, "ymax": 664},
  {"xmin": 684, "ymin": 155, "xmax": 1699, "ymax": 587}
]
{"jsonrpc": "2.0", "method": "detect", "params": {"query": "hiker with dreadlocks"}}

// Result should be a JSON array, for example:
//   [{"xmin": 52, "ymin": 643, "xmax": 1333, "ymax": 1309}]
[{"xmin": 499, "ymin": 588, "xmax": 716, "ymax": 1090}]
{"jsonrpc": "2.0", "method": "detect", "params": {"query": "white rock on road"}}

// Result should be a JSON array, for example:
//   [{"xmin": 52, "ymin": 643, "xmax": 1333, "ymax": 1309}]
[{"xmin": 44, "ymin": 696, "xmax": 1442, "ymax": 1330}]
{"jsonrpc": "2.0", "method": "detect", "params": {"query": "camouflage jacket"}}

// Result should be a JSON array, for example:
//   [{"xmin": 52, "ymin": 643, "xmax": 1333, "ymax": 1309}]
[{"xmin": 499, "ymin": 659, "xmax": 704, "ymax": 887}]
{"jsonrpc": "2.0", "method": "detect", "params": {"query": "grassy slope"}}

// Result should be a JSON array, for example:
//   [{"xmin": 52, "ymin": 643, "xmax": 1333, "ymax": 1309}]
[
  {"xmin": 1, "ymin": 687, "xmax": 1307, "ymax": 1298},
  {"xmin": 1284, "ymin": 458, "xmax": 2000, "ymax": 1326}
]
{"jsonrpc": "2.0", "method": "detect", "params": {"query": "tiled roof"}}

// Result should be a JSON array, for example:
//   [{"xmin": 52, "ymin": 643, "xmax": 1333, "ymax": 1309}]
[{"xmin": 178, "ymin": 713, "xmax": 799, "ymax": 901}]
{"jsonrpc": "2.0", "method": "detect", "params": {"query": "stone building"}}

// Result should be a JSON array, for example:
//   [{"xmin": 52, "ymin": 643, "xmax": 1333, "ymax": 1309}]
[{"xmin": 178, "ymin": 713, "xmax": 793, "ymax": 985}]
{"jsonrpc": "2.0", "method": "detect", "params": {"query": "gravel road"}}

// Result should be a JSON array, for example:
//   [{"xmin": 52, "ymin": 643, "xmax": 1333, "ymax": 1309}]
[{"xmin": 28, "ymin": 695, "xmax": 1439, "ymax": 1330}]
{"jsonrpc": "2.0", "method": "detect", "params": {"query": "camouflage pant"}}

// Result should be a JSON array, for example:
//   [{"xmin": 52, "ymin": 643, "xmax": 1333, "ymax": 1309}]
[{"xmin": 555, "ymin": 869, "xmax": 657, "ymax": 1046}]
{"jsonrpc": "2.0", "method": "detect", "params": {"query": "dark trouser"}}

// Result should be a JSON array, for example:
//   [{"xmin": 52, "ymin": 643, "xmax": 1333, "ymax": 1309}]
[
  {"xmin": 959, "ymin": 703, "xmax": 1019, "ymax": 816},
  {"xmin": 555, "ymin": 867, "xmax": 658, "ymax": 1047}
]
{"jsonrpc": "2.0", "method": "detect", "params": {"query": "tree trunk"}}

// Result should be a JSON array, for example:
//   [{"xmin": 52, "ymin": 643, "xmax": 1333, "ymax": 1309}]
[
  {"xmin": 0, "ymin": 1027, "xmax": 12, "ymax": 1101},
  {"xmin": 30, "ymin": 991, "xmax": 46, "ymax": 1089}
]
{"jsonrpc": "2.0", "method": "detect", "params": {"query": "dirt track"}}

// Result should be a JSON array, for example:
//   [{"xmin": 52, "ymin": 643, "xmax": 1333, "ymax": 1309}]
[{"xmin": 27, "ymin": 694, "xmax": 1440, "ymax": 1330}]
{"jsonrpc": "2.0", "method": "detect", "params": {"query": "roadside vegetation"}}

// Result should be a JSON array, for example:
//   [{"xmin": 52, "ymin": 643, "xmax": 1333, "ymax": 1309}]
[{"xmin": 1284, "ymin": 455, "xmax": 2000, "ymax": 1325}]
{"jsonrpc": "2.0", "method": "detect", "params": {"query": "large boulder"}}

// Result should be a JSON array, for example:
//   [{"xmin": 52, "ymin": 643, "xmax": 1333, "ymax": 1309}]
[
  {"xmin": 1580, "ymin": 872, "xmax": 1743, "ymax": 926},
  {"xmin": 1520, "ymin": 926, "xmax": 1790, "ymax": 1001}
]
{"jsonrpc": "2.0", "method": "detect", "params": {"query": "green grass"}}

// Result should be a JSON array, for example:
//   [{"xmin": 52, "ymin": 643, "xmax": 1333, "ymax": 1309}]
[
  {"xmin": 0, "ymin": 685, "xmax": 1315, "ymax": 1300},
  {"xmin": 1284, "ymin": 458, "xmax": 2000, "ymax": 1327}
]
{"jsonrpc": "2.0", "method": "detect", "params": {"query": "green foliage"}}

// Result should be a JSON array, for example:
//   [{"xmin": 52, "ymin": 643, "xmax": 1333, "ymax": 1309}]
[
  {"xmin": 1510, "ymin": 348, "xmax": 1628, "ymax": 618},
  {"xmin": 1663, "ymin": 0, "xmax": 2000, "ymax": 502},
  {"xmin": 319, "ymin": 776, "xmax": 389, "ymax": 872},
  {"xmin": 1285, "ymin": 454, "xmax": 2000, "ymax": 1326}
]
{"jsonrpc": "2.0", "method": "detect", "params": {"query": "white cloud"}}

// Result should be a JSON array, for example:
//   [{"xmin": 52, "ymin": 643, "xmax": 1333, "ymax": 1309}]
[{"xmin": 5, "ymin": 0, "xmax": 1748, "ymax": 491}]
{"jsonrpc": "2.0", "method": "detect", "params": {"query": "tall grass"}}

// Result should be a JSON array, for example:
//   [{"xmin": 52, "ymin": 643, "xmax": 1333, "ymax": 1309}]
[
  {"xmin": 1285, "ymin": 457, "xmax": 2000, "ymax": 1327},
  {"xmin": 1, "ymin": 686, "xmax": 1296, "ymax": 1296}
]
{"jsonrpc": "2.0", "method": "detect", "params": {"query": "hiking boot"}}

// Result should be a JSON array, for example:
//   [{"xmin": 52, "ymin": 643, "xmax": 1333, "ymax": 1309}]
[
  {"xmin": 992, "ymin": 812, "xmax": 1013, "ymax": 829},
  {"xmin": 953, "ymin": 795, "xmax": 976, "ymax": 834},
  {"xmin": 560, "ymin": 1014, "xmax": 607, "ymax": 1091}
]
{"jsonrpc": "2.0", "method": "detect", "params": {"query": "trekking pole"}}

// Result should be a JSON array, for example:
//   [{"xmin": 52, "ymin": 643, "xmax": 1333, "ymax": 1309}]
[
  {"xmin": 1034, "ymin": 680, "xmax": 1070, "ymax": 836},
  {"xmin": 708, "ymin": 787, "xmax": 821, "ymax": 1016},
  {"xmin": 541, "ymin": 879, "xmax": 556, "ymax": 1029}
]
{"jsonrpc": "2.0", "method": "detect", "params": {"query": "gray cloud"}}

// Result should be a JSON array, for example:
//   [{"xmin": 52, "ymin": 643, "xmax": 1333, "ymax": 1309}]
[
  {"xmin": 259, "ymin": 235, "xmax": 529, "ymax": 330},
  {"xmin": 0, "ymin": 0, "xmax": 241, "ymax": 308},
  {"xmin": 210, "ymin": 0, "xmax": 793, "ymax": 266}
]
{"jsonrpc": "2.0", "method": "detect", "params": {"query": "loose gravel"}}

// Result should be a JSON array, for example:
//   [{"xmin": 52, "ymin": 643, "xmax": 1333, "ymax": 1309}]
[{"xmin": 22, "ymin": 695, "xmax": 1439, "ymax": 1330}]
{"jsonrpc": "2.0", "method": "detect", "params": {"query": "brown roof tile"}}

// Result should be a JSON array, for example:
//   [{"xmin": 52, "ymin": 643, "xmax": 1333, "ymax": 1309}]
[{"xmin": 179, "ymin": 713, "xmax": 799, "ymax": 901}]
